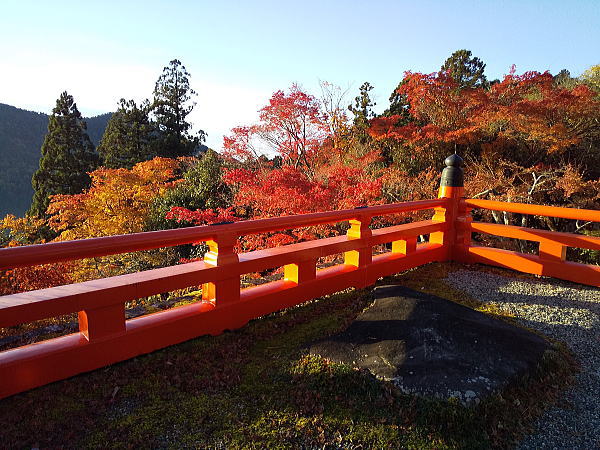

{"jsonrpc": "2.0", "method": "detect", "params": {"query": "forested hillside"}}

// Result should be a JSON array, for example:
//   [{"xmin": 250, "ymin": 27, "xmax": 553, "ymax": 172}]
[{"xmin": 0, "ymin": 103, "xmax": 111, "ymax": 217}]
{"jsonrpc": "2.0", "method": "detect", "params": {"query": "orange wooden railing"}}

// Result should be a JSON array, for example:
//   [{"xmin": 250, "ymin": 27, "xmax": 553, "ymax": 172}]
[
  {"xmin": 0, "ymin": 155, "xmax": 598, "ymax": 399},
  {"xmin": 0, "ymin": 199, "xmax": 449, "ymax": 398},
  {"xmin": 458, "ymin": 198, "xmax": 600, "ymax": 287}
]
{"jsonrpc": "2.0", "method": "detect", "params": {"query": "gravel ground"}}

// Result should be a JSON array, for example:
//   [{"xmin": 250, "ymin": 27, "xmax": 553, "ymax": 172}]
[{"xmin": 446, "ymin": 269, "xmax": 600, "ymax": 450}]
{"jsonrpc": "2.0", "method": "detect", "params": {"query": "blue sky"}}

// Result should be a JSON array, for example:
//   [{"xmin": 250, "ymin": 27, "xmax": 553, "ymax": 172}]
[{"xmin": 1, "ymin": 0, "xmax": 598, "ymax": 149}]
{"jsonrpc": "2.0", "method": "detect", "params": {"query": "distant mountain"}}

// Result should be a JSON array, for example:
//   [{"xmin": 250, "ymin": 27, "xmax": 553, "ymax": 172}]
[
  {"xmin": 86, "ymin": 113, "xmax": 113, "ymax": 147},
  {"xmin": 0, "ymin": 103, "xmax": 111, "ymax": 218}
]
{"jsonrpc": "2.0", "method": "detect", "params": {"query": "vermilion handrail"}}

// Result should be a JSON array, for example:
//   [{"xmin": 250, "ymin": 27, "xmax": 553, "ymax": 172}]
[
  {"xmin": 469, "ymin": 222, "xmax": 600, "ymax": 250},
  {"xmin": 459, "ymin": 197, "xmax": 600, "ymax": 288},
  {"xmin": 463, "ymin": 198, "xmax": 600, "ymax": 222},
  {"xmin": 0, "ymin": 196, "xmax": 451, "ymax": 399},
  {"xmin": 0, "ymin": 198, "xmax": 446, "ymax": 270}
]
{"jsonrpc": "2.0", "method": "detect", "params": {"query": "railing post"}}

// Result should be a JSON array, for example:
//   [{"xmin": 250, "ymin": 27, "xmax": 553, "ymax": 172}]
[
  {"xmin": 539, "ymin": 241, "xmax": 567, "ymax": 263},
  {"xmin": 202, "ymin": 232, "xmax": 240, "ymax": 305},
  {"xmin": 284, "ymin": 259, "xmax": 317, "ymax": 284},
  {"xmin": 344, "ymin": 214, "xmax": 372, "ymax": 287},
  {"xmin": 78, "ymin": 304, "xmax": 126, "ymax": 341},
  {"xmin": 430, "ymin": 154, "xmax": 471, "ymax": 261},
  {"xmin": 391, "ymin": 237, "xmax": 417, "ymax": 255}
]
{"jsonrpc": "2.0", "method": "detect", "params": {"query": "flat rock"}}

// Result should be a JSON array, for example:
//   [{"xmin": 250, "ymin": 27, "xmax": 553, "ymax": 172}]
[{"xmin": 308, "ymin": 285, "xmax": 550, "ymax": 404}]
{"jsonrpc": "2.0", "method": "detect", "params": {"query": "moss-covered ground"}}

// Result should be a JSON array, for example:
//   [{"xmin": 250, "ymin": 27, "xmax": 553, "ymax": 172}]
[{"xmin": 0, "ymin": 263, "xmax": 577, "ymax": 448}]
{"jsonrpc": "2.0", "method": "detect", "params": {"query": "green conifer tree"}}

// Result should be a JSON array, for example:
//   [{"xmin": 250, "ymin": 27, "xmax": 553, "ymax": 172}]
[
  {"xmin": 441, "ymin": 49, "xmax": 488, "ymax": 89},
  {"xmin": 98, "ymin": 99, "xmax": 157, "ymax": 168},
  {"xmin": 152, "ymin": 59, "xmax": 206, "ymax": 158},
  {"xmin": 348, "ymin": 82, "xmax": 376, "ymax": 130},
  {"xmin": 29, "ymin": 92, "xmax": 99, "ymax": 217},
  {"xmin": 553, "ymin": 69, "xmax": 576, "ymax": 89}
]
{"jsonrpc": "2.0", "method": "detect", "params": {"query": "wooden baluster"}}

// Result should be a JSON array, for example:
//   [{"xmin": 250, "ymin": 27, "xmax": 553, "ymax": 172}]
[
  {"xmin": 202, "ymin": 232, "xmax": 240, "ymax": 305},
  {"xmin": 344, "ymin": 214, "xmax": 372, "ymax": 288},
  {"xmin": 79, "ymin": 304, "xmax": 125, "ymax": 342},
  {"xmin": 344, "ymin": 215, "xmax": 372, "ymax": 268},
  {"xmin": 539, "ymin": 241, "xmax": 567, "ymax": 263},
  {"xmin": 284, "ymin": 259, "xmax": 316, "ymax": 284},
  {"xmin": 392, "ymin": 236, "xmax": 417, "ymax": 255}
]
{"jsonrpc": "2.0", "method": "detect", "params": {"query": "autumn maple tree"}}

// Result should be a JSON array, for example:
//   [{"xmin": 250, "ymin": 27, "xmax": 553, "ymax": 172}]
[
  {"xmin": 224, "ymin": 84, "xmax": 327, "ymax": 173},
  {"xmin": 44, "ymin": 157, "xmax": 181, "ymax": 280},
  {"xmin": 48, "ymin": 157, "xmax": 180, "ymax": 239},
  {"xmin": 369, "ymin": 66, "xmax": 600, "ymax": 256},
  {"xmin": 369, "ymin": 68, "xmax": 600, "ymax": 196}
]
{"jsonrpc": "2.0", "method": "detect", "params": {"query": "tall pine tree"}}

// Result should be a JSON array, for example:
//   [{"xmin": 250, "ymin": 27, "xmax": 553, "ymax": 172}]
[
  {"xmin": 440, "ymin": 49, "xmax": 488, "ymax": 89},
  {"xmin": 348, "ymin": 82, "xmax": 376, "ymax": 130},
  {"xmin": 29, "ymin": 92, "xmax": 99, "ymax": 217},
  {"xmin": 152, "ymin": 59, "xmax": 206, "ymax": 158},
  {"xmin": 98, "ymin": 98, "xmax": 157, "ymax": 168}
]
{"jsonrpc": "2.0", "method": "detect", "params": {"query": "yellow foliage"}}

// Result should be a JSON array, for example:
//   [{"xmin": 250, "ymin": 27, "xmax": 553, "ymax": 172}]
[
  {"xmin": 580, "ymin": 64, "xmax": 600, "ymax": 93},
  {"xmin": 1, "ymin": 214, "xmax": 48, "ymax": 246},
  {"xmin": 48, "ymin": 157, "xmax": 180, "ymax": 240},
  {"xmin": 45, "ymin": 157, "xmax": 181, "ymax": 281}
]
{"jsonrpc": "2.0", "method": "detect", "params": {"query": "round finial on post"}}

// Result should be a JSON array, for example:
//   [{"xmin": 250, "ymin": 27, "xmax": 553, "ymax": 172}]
[{"xmin": 440, "ymin": 154, "xmax": 464, "ymax": 187}]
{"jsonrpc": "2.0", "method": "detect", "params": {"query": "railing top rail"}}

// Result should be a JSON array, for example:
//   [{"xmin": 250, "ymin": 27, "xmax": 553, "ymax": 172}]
[
  {"xmin": 0, "ymin": 198, "xmax": 446, "ymax": 270},
  {"xmin": 463, "ymin": 199, "xmax": 600, "ymax": 222}
]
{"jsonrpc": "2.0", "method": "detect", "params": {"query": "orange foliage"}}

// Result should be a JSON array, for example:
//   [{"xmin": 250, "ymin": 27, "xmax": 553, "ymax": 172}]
[
  {"xmin": 0, "ymin": 263, "xmax": 74, "ymax": 295},
  {"xmin": 44, "ymin": 157, "xmax": 181, "ymax": 281},
  {"xmin": 0, "ymin": 215, "xmax": 73, "ymax": 294},
  {"xmin": 48, "ymin": 157, "xmax": 180, "ymax": 239},
  {"xmin": 369, "ymin": 69, "xmax": 600, "ymax": 221},
  {"xmin": 369, "ymin": 69, "xmax": 600, "ymax": 164}
]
